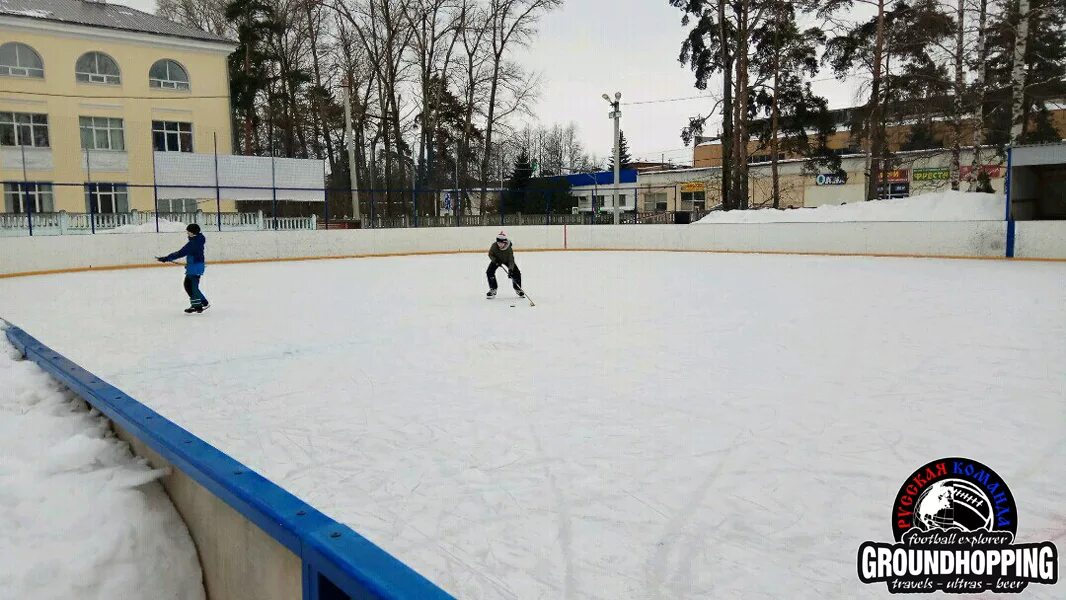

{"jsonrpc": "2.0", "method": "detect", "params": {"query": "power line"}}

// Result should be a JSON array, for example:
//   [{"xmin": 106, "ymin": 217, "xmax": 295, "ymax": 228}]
[{"xmin": 622, "ymin": 94, "xmax": 716, "ymax": 106}]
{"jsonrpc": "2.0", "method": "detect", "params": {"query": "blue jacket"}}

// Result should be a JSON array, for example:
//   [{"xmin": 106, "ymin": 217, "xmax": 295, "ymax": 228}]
[{"xmin": 164, "ymin": 233, "xmax": 206, "ymax": 276}]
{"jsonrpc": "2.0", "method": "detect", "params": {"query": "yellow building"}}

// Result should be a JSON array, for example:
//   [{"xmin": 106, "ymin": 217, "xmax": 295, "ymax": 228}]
[{"xmin": 0, "ymin": 0, "xmax": 236, "ymax": 215}]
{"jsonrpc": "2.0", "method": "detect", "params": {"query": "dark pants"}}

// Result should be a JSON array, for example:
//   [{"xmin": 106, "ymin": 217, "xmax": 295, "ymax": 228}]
[
  {"xmin": 487, "ymin": 261, "xmax": 522, "ymax": 290},
  {"xmin": 183, "ymin": 275, "xmax": 208, "ymax": 308}
]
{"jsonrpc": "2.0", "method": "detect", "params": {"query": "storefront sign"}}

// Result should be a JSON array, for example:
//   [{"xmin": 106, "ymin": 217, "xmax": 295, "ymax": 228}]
[
  {"xmin": 815, "ymin": 173, "xmax": 848, "ymax": 185},
  {"xmin": 961, "ymin": 165, "xmax": 1004, "ymax": 179},
  {"xmin": 884, "ymin": 169, "xmax": 910, "ymax": 182},
  {"xmin": 913, "ymin": 167, "xmax": 951, "ymax": 181},
  {"xmin": 680, "ymin": 181, "xmax": 706, "ymax": 193},
  {"xmin": 877, "ymin": 182, "xmax": 911, "ymax": 198}
]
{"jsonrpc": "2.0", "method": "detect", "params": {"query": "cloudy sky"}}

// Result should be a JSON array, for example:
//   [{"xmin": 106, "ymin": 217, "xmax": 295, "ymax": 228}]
[{"xmin": 122, "ymin": 0, "xmax": 863, "ymax": 166}]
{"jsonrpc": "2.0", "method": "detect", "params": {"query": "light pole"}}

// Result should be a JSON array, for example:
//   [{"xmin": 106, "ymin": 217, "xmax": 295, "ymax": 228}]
[
  {"xmin": 341, "ymin": 85, "xmax": 361, "ymax": 224},
  {"xmin": 603, "ymin": 92, "xmax": 622, "ymax": 225}
]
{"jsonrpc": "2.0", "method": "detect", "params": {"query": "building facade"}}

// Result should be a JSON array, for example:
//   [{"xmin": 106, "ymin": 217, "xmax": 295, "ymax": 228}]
[
  {"xmin": 0, "ymin": 0, "xmax": 236, "ymax": 215},
  {"xmin": 636, "ymin": 148, "xmax": 1007, "ymax": 212}
]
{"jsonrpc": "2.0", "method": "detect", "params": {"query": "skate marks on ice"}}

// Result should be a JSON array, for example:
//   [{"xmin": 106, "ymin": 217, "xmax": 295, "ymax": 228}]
[{"xmin": 0, "ymin": 253, "xmax": 1063, "ymax": 599}]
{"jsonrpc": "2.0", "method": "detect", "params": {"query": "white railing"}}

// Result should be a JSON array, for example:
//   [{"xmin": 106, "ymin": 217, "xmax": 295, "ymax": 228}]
[
  {"xmin": 0, "ymin": 210, "xmax": 318, "ymax": 236},
  {"xmin": 264, "ymin": 215, "xmax": 318, "ymax": 231}
]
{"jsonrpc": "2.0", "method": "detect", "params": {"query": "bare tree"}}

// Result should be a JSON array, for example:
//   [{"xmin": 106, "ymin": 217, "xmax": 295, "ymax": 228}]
[{"xmin": 479, "ymin": 0, "xmax": 562, "ymax": 207}]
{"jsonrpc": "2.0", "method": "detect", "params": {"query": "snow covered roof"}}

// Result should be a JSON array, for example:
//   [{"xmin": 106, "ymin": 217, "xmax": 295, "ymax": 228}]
[
  {"xmin": 1011, "ymin": 141, "xmax": 1066, "ymax": 167},
  {"xmin": 0, "ymin": 0, "xmax": 233, "ymax": 45}
]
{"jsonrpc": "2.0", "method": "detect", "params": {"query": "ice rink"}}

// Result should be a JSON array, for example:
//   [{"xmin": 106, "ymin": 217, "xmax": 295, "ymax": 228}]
[{"xmin": 1, "ymin": 250, "xmax": 1063, "ymax": 599}]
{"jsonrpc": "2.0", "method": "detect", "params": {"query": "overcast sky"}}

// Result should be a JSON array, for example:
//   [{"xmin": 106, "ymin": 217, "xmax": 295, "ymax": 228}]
[{"xmin": 122, "ymin": 0, "xmax": 863, "ymax": 167}]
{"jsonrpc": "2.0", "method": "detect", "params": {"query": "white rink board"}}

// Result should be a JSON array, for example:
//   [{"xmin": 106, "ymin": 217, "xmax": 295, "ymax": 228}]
[
  {"xmin": 0, "ymin": 220, "xmax": 1028, "ymax": 277},
  {"xmin": 1014, "ymin": 221, "xmax": 1066, "ymax": 259},
  {"xmin": 0, "ymin": 252, "xmax": 1063, "ymax": 599}
]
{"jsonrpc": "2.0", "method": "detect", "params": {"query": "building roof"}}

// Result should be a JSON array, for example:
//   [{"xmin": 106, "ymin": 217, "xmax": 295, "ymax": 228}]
[
  {"xmin": 558, "ymin": 170, "xmax": 638, "ymax": 187},
  {"xmin": 0, "ymin": 0, "xmax": 234, "ymax": 45}
]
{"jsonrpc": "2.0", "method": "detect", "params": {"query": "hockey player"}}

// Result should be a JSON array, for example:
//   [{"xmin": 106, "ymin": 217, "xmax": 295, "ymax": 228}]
[
  {"xmin": 157, "ymin": 223, "xmax": 210, "ymax": 313},
  {"xmin": 486, "ymin": 231, "xmax": 523, "ymax": 298}
]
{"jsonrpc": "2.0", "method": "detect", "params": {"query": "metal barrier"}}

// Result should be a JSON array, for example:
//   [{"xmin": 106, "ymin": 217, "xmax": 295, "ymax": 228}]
[{"xmin": 4, "ymin": 324, "xmax": 454, "ymax": 600}]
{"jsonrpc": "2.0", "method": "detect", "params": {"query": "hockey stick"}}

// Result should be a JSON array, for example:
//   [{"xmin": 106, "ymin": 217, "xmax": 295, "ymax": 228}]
[{"xmin": 511, "ymin": 282, "xmax": 535, "ymax": 307}]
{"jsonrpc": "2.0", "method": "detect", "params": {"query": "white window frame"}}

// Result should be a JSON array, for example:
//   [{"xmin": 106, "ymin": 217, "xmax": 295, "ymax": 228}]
[
  {"xmin": 85, "ymin": 183, "xmax": 129, "ymax": 214},
  {"xmin": 644, "ymin": 192, "xmax": 668, "ymax": 212},
  {"xmin": 4, "ymin": 182, "xmax": 54, "ymax": 213},
  {"xmin": 75, "ymin": 52, "xmax": 121, "ymax": 85},
  {"xmin": 152, "ymin": 120, "xmax": 193, "ymax": 152},
  {"xmin": 80, "ymin": 116, "xmax": 125, "ymax": 151},
  {"xmin": 158, "ymin": 198, "xmax": 198, "ymax": 213},
  {"xmin": 0, "ymin": 42, "xmax": 44, "ymax": 78},
  {"xmin": 0, "ymin": 112, "xmax": 50, "ymax": 148},
  {"xmin": 149, "ymin": 59, "xmax": 190, "ymax": 91},
  {"xmin": 680, "ymin": 190, "xmax": 706, "ymax": 211}
]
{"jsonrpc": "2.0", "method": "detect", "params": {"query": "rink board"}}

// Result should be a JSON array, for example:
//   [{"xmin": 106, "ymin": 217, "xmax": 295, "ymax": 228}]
[{"xmin": 4, "ymin": 324, "xmax": 454, "ymax": 600}]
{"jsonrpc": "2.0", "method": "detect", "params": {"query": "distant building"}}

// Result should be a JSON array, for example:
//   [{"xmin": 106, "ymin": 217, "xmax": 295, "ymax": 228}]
[
  {"xmin": 692, "ymin": 102, "xmax": 1066, "ymax": 171},
  {"xmin": 560, "ymin": 170, "xmax": 639, "ymax": 213},
  {"xmin": 0, "ymin": 0, "xmax": 323, "ymax": 219}
]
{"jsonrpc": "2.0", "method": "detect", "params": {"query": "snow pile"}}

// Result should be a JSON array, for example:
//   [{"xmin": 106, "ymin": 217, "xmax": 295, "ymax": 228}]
[
  {"xmin": 696, "ymin": 190, "xmax": 1004, "ymax": 223},
  {"xmin": 105, "ymin": 218, "xmax": 188, "ymax": 234},
  {"xmin": 0, "ymin": 332, "xmax": 205, "ymax": 600}
]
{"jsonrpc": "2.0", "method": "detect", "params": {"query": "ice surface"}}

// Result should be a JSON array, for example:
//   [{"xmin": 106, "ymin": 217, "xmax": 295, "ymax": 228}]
[
  {"xmin": 695, "ymin": 190, "xmax": 1004, "ymax": 223},
  {"xmin": 0, "ymin": 334, "xmax": 204, "ymax": 600},
  {"xmin": 0, "ymin": 251, "xmax": 1062, "ymax": 599}
]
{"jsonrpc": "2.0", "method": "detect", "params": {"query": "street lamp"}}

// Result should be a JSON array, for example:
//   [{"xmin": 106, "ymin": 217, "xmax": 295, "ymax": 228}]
[{"xmin": 603, "ymin": 92, "xmax": 622, "ymax": 225}]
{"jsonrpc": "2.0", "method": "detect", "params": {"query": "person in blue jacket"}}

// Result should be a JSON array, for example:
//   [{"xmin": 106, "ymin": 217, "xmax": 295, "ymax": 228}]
[{"xmin": 157, "ymin": 223, "xmax": 210, "ymax": 313}]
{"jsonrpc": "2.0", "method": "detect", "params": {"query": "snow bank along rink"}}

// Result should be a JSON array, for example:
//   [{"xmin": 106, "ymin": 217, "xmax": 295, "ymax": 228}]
[
  {"xmin": 0, "ymin": 332, "xmax": 204, "ymax": 600},
  {"xmin": 696, "ymin": 190, "xmax": 1004, "ymax": 223},
  {"xmin": 1, "ymin": 250, "xmax": 1064, "ymax": 599}
]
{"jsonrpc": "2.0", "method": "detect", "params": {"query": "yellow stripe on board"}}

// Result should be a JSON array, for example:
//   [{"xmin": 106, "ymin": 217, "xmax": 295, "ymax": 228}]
[{"xmin": 1, "ymin": 248, "xmax": 1064, "ymax": 280}]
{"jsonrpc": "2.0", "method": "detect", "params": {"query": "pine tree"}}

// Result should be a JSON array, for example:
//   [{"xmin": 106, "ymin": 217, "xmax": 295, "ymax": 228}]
[
  {"xmin": 750, "ymin": 1, "xmax": 838, "ymax": 208},
  {"xmin": 225, "ymin": 0, "xmax": 280, "ymax": 155},
  {"xmin": 822, "ymin": 0, "xmax": 953, "ymax": 199},
  {"xmin": 605, "ymin": 130, "xmax": 633, "ymax": 171},
  {"xmin": 503, "ymin": 150, "xmax": 534, "ymax": 213}
]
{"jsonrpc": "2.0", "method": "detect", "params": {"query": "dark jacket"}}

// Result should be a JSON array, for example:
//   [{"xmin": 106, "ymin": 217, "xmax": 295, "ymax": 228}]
[
  {"xmin": 488, "ymin": 241, "xmax": 515, "ymax": 268},
  {"xmin": 164, "ymin": 233, "xmax": 206, "ymax": 276}
]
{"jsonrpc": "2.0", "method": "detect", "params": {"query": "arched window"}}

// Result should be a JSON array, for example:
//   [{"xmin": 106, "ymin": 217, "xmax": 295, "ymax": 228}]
[
  {"xmin": 76, "ymin": 52, "xmax": 121, "ymax": 85},
  {"xmin": 149, "ymin": 59, "xmax": 189, "ymax": 91},
  {"xmin": 0, "ymin": 42, "xmax": 44, "ymax": 78}
]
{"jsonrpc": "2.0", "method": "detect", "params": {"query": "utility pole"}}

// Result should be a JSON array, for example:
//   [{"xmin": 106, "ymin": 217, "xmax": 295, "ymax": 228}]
[
  {"xmin": 341, "ymin": 85, "xmax": 361, "ymax": 223},
  {"xmin": 603, "ymin": 91, "xmax": 622, "ymax": 225}
]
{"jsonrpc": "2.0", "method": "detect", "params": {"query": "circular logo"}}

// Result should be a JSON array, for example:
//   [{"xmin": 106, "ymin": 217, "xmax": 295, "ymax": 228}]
[
  {"xmin": 913, "ymin": 478, "xmax": 993, "ymax": 532},
  {"xmin": 891, "ymin": 457, "xmax": 1017, "ymax": 542}
]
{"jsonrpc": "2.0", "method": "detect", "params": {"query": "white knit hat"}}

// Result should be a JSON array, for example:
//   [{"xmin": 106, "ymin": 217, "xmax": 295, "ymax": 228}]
[{"xmin": 496, "ymin": 231, "xmax": 508, "ymax": 241}]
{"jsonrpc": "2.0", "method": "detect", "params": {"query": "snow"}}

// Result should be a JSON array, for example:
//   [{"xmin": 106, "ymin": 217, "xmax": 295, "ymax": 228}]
[
  {"xmin": 0, "ymin": 251, "xmax": 1063, "ymax": 599},
  {"xmin": 3, "ymin": 8, "xmax": 53, "ymax": 18},
  {"xmin": 104, "ymin": 218, "xmax": 187, "ymax": 234},
  {"xmin": 696, "ymin": 190, "xmax": 1004, "ymax": 223},
  {"xmin": 0, "ymin": 332, "xmax": 205, "ymax": 600}
]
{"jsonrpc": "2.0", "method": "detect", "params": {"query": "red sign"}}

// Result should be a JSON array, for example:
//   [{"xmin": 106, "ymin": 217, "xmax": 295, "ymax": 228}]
[
  {"xmin": 961, "ymin": 165, "xmax": 1003, "ymax": 179},
  {"xmin": 884, "ymin": 169, "xmax": 910, "ymax": 182}
]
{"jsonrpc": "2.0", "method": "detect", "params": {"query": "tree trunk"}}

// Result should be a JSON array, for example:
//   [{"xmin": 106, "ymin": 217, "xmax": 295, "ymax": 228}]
[
  {"xmin": 770, "ymin": 1, "xmax": 781, "ymax": 209},
  {"xmin": 732, "ymin": 0, "xmax": 750, "ymax": 210},
  {"xmin": 718, "ymin": 0, "xmax": 733, "ymax": 210},
  {"xmin": 480, "ymin": 60, "xmax": 501, "ymax": 217},
  {"xmin": 866, "ymin": 0, "xmax": 887, "ymax": 201},
  {"xmin": 950, "ymin": 0, "xmax": 965, "ymax": 191},
  {"xmin": 304, "ymin": 0, "xmax": 333, "ymax": 164},
  {"xmin": 243, "ymin": 42, "xmax": 253, "ymax": 155},
  {"xmin": 1009, "ymin": 0, "xmax": 1031, "ymax": 143},
  {"xmin": 969, "ymin": 0, "xmax": 989, "ymax": 191}
]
